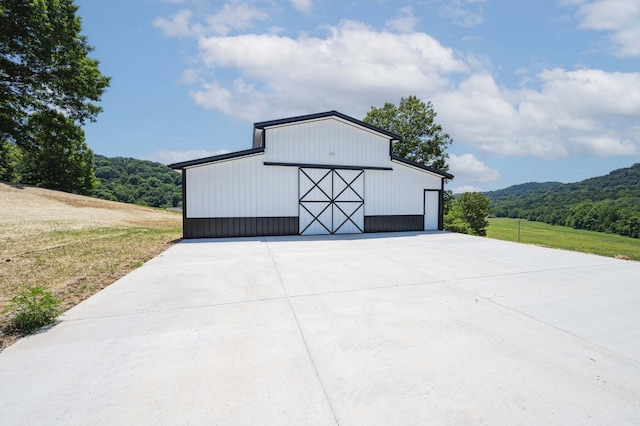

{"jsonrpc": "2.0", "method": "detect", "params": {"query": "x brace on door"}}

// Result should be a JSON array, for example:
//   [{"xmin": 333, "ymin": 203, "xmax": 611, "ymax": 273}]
[{"xmin": 299, "ymin": 168, "xmax": 364, "ymax": 235}]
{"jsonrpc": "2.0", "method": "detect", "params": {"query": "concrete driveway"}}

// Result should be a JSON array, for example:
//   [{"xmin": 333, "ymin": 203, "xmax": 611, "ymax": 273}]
[{"xmin": 1, "ymin": 232, "xmax": 640, "ymax": 424}]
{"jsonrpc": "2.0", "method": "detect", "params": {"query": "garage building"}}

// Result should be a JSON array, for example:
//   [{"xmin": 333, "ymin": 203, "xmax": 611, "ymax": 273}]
[{"xmin": 168, "ymin": 111, "xmax": 453, "ymax": 239}]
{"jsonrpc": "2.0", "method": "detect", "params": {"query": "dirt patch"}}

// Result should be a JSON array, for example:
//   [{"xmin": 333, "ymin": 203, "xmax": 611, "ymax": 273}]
[{"xmin": 0, "ymin": 182, "xmax": 175, "ymax": 230}]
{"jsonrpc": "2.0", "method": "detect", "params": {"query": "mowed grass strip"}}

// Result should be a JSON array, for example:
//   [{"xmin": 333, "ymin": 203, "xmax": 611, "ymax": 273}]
[{"xmin": 487, "ymin": 218, "xmax": 640, "ymax": 261}]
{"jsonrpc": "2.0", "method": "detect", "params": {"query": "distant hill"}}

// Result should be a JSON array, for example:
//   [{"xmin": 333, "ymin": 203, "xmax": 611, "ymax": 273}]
[
  {"xmin": 93, "ymin": 155, "xmax": 181, "ymax": 208},
  {"xmin": 484, "ymin": 163, "xmax": 640, "ymax": 238},
  {"xmin": 483, "ymin": 181, "xmax": 563, "ymax": 203}
]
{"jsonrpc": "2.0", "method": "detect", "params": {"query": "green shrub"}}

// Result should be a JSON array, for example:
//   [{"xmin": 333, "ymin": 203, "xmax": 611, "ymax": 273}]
[{"xmin": 5, "ymin": 286, "xmax": 61, "ymax": 333}]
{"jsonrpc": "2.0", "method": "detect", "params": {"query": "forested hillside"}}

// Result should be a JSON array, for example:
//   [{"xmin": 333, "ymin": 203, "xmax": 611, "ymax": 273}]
[
  {"xmin": 93, "ymin": 155, "xmax": 181, "ymax": 208},
  {"xmin": 485, "ymin": 163, "xmax": 640, "ymax": 238}
]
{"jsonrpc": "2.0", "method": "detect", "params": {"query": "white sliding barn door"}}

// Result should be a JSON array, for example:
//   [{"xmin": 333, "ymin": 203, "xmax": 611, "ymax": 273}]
[{"xmin": 299, "ymin": 168, "xmax": 364, "ymax": 235}]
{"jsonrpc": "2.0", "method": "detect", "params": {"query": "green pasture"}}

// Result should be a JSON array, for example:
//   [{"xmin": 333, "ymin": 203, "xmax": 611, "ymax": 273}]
[{"xmin": 486, "ymin": 218, "xmax": 640, "ymax": 261}]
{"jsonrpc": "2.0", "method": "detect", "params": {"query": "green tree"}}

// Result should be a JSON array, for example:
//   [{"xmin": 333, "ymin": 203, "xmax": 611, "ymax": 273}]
[
  {"xmin": 20, "ymin": 110, "xmax": 96, "ymax": 194},
  {"xmin": 0, "ymin": 139, "xmax": 21, "ymax": 181},
  {"xmin": 459, "ymin": 192, "xmax": 490, "ymax": 236},
  {"xmin": 444, "ymin": 200, "xmax": 471, "ymax": 234},
  {"xmin": 0, "ymin": 0, "xmax": 109, "ymax": 192},
  {"xmin": 445, "ymin": 192, "xmax": 490, "ymax": 236},
  {"xmin": 363, "ymin": 95, "xmax": 452, "ymax": 172}
]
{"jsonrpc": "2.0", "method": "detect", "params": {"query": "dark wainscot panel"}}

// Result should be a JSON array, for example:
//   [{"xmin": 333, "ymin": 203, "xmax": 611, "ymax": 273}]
[
  {"xmin": 184, "ymin": 217, "xmax": 299, "ymax": 238},
  {"xmin": 364, "ymin": 215, "xmax": 424, "ymax": 233}
]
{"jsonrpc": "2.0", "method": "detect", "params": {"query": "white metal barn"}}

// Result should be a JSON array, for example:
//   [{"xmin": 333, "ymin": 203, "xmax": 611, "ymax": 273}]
[{"xmin": 168, "ymin": 111, "xmax": 454, "ymax": 239}]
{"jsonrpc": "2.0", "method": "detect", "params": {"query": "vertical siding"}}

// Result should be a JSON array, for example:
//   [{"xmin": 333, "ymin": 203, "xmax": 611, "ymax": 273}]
[
  {"xmin": 265, "ymin": 117, "xmax": 390, "ymax": 168},
  {"xmin": 186, "ymin": 154, "xmax": 298, "ymax": 218},
  {"xmin": 365, "ymin": 163, "xmax": 442, "ymax": 216}
]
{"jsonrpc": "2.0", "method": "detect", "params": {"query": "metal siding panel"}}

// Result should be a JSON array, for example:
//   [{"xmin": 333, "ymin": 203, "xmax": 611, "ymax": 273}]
[
  {"xmin": 200, "ymin": 166, "xmax": 208, "ymax": 217},
  {"xmin": 265, "ymin": 118, "xmax": 390, "ymax": 168},
  {"xmin": 185, "ymin": 217, "xmax": 298, "ymax": 238},
  {"xmin": 187, "ymin": 154, "xmax": 298, "ymax": 219},
  {"xmin": 187, "ymin": 166, "xmax": 206, "ymax": 218},
  {"xmin": 249, "ymin": 158, "xmax": 257, "ymax": 217},
  {"xmin": 235, "ymin": 160, "xmax": 244, "ymax": 217},
  {"xmin": 364, "ymin": 215, "xmax": 423, "ymax": 233},
  {"xmin": 211, "ymin": 164, "xmax": 221, "ymax": 217},
  {"xmin": 367, "ymin": 164, "xmax": 443, "ymax": 216}
]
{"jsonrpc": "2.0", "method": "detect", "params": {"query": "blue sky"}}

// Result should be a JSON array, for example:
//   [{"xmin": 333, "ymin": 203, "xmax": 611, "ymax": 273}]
[{"xmin": 75, "ymin": 0, "xmax": 639, "ymax": 192}]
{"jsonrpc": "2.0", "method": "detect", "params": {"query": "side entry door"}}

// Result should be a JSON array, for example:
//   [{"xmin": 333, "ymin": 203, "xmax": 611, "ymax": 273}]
[{"xmin": 424, "ymin": 190, "xmax": 440, "ymax": 231}]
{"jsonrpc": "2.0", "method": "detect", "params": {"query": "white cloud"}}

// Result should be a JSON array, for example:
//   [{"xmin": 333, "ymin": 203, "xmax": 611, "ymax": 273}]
[
  {"xmin": 156, "ymin": 5, "xmax": 639, "ymax": 164},
  {"xmin": 435, "ymin": 69, "xmax": 640, "ymax": 159},
  {"xmin": 385, "ymin": 7, "xmax": 418, "ymax": 33},
  {"xmin": 143, "ymin": 149, "xmax": 231, "ymax": 164},
  {"xmin": 180, "ymin": 68, "xmax": 203, "ymax": 85},
  {"xmin": 570, "ymin": 0, "xmax": 640, "ymax": 56},
  {"xmin": 206, "ymin": 1, "xmax": 268, "ymax": 36},
  {"xmin": 191, "ymin": 20, "xmax": 467, "ymax": 120},
  {"xmin": 448, "ymin": 153, "xmax": 500, "ymax": 183},
  {"xmin": 290, "ymin": 0, "xmax": 313, "ymax": 13},
  {"xmin": 432, "ymin": 0, "xmax": 487, "ymax": 28},
  {"xmin": 154, "ymin": 2, "xmax": 268, "ymax": 38},
  {"xmin": 154, "ymin": 9, "xmax": 193, "ymax": 37}
]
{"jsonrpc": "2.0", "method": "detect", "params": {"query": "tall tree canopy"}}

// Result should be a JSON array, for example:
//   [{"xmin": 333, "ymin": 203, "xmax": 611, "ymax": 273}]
[
  {"xmin": 363, "ymin": 96, "xmax": 452, "ymax": 172},
  {"xmin": 0, "ymin": 0, "xmax": 109, "ymax": 192}
]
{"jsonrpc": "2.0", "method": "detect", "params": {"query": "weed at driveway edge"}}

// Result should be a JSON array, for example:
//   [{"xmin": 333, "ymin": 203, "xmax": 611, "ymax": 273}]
[{"xmin": 4, "ymin": 286, "xmax": 61, "ymax": 334}]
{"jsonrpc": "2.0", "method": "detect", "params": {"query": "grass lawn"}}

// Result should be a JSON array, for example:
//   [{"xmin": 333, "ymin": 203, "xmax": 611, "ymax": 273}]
[
  {"xmin": 486, "ymin": 218, "xmax": 640, "ymax": 261},
  {"xmin": 0, "ymin": 182, "xmax": 182, "ymax": 350}
]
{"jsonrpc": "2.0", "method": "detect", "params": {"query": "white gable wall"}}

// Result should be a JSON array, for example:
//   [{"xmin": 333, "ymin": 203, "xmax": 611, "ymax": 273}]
[{"xmin": 264, "ymin": 117, "xmax": 391, "ymax": 168}]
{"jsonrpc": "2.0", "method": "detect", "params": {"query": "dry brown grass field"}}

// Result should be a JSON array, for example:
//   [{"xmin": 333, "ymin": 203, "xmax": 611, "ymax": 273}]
[{"xmin": 0, "ymin": 182, "xmax": 182, "ymax": 350}]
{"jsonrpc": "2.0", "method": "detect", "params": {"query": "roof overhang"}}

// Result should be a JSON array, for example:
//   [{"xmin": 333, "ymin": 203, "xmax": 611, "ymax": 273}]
[
  {"xmin": 391, "ymin": 156, "xmax": 454, "ymax": 180},
  {"xmin": 168, "ymin": 147, "xmax": 265, "ymax": 170}
]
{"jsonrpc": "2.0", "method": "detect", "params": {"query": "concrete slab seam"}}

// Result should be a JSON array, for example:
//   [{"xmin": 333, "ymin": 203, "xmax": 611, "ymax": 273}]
[
  {"xmin": 61, "ymin": 295, "xmax": 290, "ymax": 322},
  {"xmin": 450, "ymin": 282, "xmax": 640, "ymax": 366},
  {"xmin": 264, "ymin": 240, "xmax": 340, "ymax": 426}
]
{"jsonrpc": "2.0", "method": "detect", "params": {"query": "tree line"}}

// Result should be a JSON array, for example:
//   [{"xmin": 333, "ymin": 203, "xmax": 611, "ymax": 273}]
[
  {"xmin": 93, "ymin": 155, "xmax": 182, "ymax": 209},
  {"xmin": 485, "ymin": 163, "xmax": 640, "ymax": 238}
]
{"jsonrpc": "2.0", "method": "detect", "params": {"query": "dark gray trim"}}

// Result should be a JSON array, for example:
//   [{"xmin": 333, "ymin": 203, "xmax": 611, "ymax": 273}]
[
  {"xmin": 183, "ymin": 217, "xmax": 299, "ymax": 239},
  {"xmin": 182, "ymin": 169, "xmax": 187, "ymax": 229},
  {"xmin": 168, "ymin": 147, "xmax": 265, "ymax": 170},
  {"xmin": 265, "ymin": 162, "xmax": 392, "ymax": 171},
  {"xmin": 364, "ymin": 215, "xmax": 423, "ymax": 233},
  {"xmin": 439, "ymin": 190, "xmax": 444, "ymax": 230},
  {"xmin": 391, "ymin": 156, "xmax": 454, "ymax": 180},
  {"xmin": 254, "ymin": 110, "xmax": 402, "ymax": 141}
]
